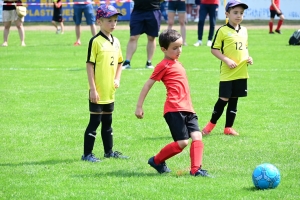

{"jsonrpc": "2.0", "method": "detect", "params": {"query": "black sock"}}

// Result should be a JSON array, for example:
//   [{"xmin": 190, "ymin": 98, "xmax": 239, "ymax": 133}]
[
  {"xmin": 101, "ymin": 114, "xmax": 113, "ymax": 154},
  {"xmin": 210, "ymin": 98, "xmax": 228, "ymax": 124},
  {"xmin": 225, "ymin": 98, "xmax": 238, "ymax": 127},
  {"xmin": 84, "ymin": 114, "xmax": 101, "ymax": 156}
]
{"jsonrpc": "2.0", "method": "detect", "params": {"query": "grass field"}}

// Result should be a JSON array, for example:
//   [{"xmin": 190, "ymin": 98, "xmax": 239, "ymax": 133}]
[{"xmin": 0, "ymin": 25, "xmax": 300, "ymax": 199}]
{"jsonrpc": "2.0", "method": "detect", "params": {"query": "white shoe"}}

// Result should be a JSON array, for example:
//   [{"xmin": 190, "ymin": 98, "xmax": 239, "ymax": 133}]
[
  {"xmin": 207, "ymin": 40, "xmax": 212, "ymax": 47},
  {"xmin": 56, "ymin": 28, "xmax": 61, "ymax": 34},
  {"xmin": 194, "ymin": 18, "xmax": 199, "ymax": 23},
  {"xmin": 193, "ymin": 40, "xmax": 202, "ymax": 47}
]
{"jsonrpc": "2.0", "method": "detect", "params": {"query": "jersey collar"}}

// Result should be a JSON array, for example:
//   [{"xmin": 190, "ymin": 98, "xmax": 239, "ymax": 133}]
[
  {"xmin": 226, "ymin": 23, "xmax": 241, "ymax": 32},
  {"xmin": 99, "ymin": 31, "xmax": 114, "ymax": 44}
]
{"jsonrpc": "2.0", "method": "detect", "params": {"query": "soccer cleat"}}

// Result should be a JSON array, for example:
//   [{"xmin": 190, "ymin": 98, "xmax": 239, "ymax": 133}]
[
  {"xmin": 104, "ymin": 151, "xmax": 129, "ymax": 159},
  {"xmin": 81, "ymin": 153, "xmax": 101, "ymax": 162},
  {"xmin": 190, "ymin": 168, "xmax": 210, "ymax": 177},
  {"xmin": 269, "ymin": 32, "xmax": 275, "ymax": 34},
  {"xmin": 145, "ymin": 61, "xmax": 154, "ymax": 69},
  {"xmin": 2, "ymin": 42, "xmax": 8, "ymax": 47},
  {"xmin": 122, "ymin": 63, "xmax": 131, "ymax": 70},
  {"xmin": 224, "ymin": 127, "xmax": 239, "ymax": 136},
  {"xmin": 275, "ymin": 29, "xmax": 282, "ymax": 34},
  {"xmin": 148, "ymin": 156, "xmax": 171, "ymax": 174},
  {"xmin": 207, "ymin": 40, "xmax": 212, "ymax": 47},
  {"xmin": 193, "ymin": 40, "xmax": 202, "ymax": 47},
  {"xmin": 202, "ymin": 122, "xmax": 216, "ymax": 135}
]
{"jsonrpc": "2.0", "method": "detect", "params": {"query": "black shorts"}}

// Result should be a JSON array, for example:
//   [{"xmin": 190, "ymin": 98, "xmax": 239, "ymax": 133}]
[
  {"xmin": 270, "ymin": 10, "xmax": 282, "ymax": 18},
  {"xmin": 219, "ymin": 79, "xmax": 247, "ymax": 98},
  {"xmin": 164, "ymin": 112, "xmax": 200, "ymax": 141},
  {"xmin": 89, "ymin": 102, "xmax": 114, "ymax": 113}
]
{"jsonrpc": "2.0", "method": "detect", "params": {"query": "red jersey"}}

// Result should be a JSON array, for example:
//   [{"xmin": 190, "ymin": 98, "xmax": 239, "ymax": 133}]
[
  {"xmin": 150, "ymin": 59, "xmax": 195, "ymax": 115},
  {"xmin": 270, "ymin": 0, "xmax": 280, "ymax": 10},
  {"xmin": 201, "ymin": 0, "xmax": 219, "ymax": 4}
]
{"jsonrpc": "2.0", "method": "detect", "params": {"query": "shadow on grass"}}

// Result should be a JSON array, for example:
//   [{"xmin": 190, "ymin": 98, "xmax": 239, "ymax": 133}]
[
  {"xmin": 0, "ymin": 159, "xmax": 77, "ymax": 167},
  {"xmin": 72, "ymin": 170, "xmax": 171, "ymax": 178}
]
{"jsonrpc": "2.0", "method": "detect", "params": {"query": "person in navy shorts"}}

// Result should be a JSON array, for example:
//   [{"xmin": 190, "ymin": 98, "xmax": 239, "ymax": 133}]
[{"xmin": 122, "ymin": 0, "xmax": 162, "ymax": 69}]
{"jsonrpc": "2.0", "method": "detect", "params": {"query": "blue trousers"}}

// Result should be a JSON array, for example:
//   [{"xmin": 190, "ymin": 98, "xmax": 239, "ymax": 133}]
[{"xmin": 197, "ymin": 4, "xmax": 219, "ymax": 41}]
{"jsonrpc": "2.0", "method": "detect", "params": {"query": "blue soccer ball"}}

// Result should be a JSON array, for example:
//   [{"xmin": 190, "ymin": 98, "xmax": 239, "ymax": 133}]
[{"xmin": 252, "ymin": 163, "xmax": 281, "ymax": 189}]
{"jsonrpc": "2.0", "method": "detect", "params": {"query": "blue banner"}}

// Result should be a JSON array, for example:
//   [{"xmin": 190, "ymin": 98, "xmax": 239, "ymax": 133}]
[{"xmin": 23, "ymin": 0, "xmax": 131, "ymax": 22}]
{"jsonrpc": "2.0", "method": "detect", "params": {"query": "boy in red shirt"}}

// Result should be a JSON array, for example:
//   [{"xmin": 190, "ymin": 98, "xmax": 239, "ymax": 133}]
[
  {"xmin": 135, "ymin": 29, "xmax": 210, "ymax": 177},
  {"xmin": 269, "ymin": 0, "xmax": 284, "ymax": 34}
]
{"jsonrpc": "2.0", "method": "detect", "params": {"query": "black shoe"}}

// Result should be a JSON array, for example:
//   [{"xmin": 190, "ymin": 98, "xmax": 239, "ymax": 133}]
[
  {"xmin": 275, "ymin": 29, "xmax": 282, "ymax": 34},
  {"xmin": 190, "ymin": 168, "xmax": 211, "ymax": 177},
  {"xmin": 104, "ymin": 151, "xmax": 129, "ymax": 159},
  {"xmin": 269, "ymin": 32, "xmax": 275, "ymax": 34},
  {"xmin": 145, "ymin": 61, "xmax": 154, "ymax": 69},
  {"xmin": 148, "ymin": 156, "xmax": 171, "ymax": 174}
]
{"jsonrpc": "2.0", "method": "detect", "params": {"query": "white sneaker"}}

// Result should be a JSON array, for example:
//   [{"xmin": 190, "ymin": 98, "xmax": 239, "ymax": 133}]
[
  {"xmin": 56, "ymin": 28, "xmax": 61, "ymax": 34},
  {"xmin": 193, "ymin": 40, "xmax": 202, "ymax": 47},
  {"xmin": 207, "ymin": 40, "xmax": 212, "ymax": 47},
  {"xmin": 122, "ymin": 63, "xmax": 131, "ymax": 70},
  {"xmin": 194, "ymin": 18, "xmax": 199, "ymax": 23}
]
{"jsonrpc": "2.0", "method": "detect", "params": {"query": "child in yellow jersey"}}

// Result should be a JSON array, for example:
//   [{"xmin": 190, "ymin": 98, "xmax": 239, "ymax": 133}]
[
  {"xmin": 82, "ymin": 5, "xmax": 128, "ymax": 162},
  {"xmin": 202, "ymin": 0, "xmax": 253, "ymax": 136}
]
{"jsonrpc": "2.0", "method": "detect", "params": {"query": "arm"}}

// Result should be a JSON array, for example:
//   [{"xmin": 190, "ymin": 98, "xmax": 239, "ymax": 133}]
[
  {"xmin": 211, "ymin": 49, "xmax": 237, "ymax": 69},
  {"xmin": 271, "ymin": 0, "xmax": 281, "ymax": 14},
  {"xmin": 86, "ymin": 62, "xmax": 99, "ymax": 103},
  {"xmin": 135, "ymin": 79, "xmax": 156, "ymax": 119},
  {"xmin": 114, "ymin": 63, "xmax": 122, "ymax": 88}
]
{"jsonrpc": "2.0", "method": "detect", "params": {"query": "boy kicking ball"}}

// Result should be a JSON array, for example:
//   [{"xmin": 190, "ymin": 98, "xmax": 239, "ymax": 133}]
[{"xmin": 135, "ymin": 29, "xmax": 210, "ymax": 177}]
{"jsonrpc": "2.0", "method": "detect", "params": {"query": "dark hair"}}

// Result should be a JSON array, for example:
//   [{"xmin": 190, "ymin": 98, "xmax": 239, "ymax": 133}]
[{"xmin": 159, "ymin": 29, "xmax": 181, "ymax": 49}]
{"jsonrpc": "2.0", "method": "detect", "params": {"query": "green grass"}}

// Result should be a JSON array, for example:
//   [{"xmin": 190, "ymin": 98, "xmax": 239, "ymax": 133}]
[{"xmin": 0, "ymin": 26, "xmax": 300, "ymax": 200}]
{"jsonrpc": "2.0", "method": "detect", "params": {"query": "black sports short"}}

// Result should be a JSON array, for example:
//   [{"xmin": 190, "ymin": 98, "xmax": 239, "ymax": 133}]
[
  {"xmin": 89, "ymin": 102, "xmax": 114, "ymax": 113},
  {"xmin": 164, "ymin": 112, "xmax": 200, "ymax": 141},
  {"xmin": 219, "ymin": 79, "xmax": 247, "ymax": 98}
]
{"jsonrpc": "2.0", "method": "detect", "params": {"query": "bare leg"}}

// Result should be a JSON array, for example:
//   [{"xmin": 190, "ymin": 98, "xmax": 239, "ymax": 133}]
[
  {"xmin": 146, "ymin": 35, "xmax": 156, "ymax": 61},
  {"xmin": 2, "ymin": 21, "xmax": 11, "ymax": 46},
  {"xmin": 15, "ymin": 19, "xmax": 25, "ymax": 46},
  {"xmin": 178, "ymin": 12, "xmax": 186, "ymax": 45},
  {"xmin": 60, "ymin": 22, "xmax": 64, "ymax": 33},
  {"xmin": 90, "ymin": 24, "xmax": 96, "ymax": 36},
  {"xmin": 75, "ymin": 25, "xmax": 81, "ymax": 44},
  {"xmin": 125, "ymin": 35, "xmax": 140, "ymax": 60},
  {"xmin": 52, "ymin": 21, "xmax": 58, "ymax": 30},
  {"xmin": 167, "ymin": 12, "xmax": 175, "ymax": 30}
]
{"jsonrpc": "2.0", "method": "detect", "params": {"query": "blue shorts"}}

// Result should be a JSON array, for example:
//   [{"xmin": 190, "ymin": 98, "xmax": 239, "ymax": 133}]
[
  {"xmin": 73, "ymin": 4, "xmax": 95, "ymax": 25},
  {"xmin": 168, "ymin": 1, "xmax": 186, "ymax": 13},
  {"xmin": 130, "ymin": 9, "xmax": 161, "ymax": 37}
]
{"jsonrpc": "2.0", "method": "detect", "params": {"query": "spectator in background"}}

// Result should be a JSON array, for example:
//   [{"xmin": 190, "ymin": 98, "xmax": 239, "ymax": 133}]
[
  {"xmin": 73, "ymin": 0, "xmax": 96, "ymax": 46},
  {"xmin": 122, "ymin": 0, "xmax": 162, "ymax": 69},
  {"xmin": 52, "ymin": 0, "xmax": 64, "ymax": 34},
  {"xmin": 2, "ymin": 0, "xmax": 26, "ymax": 46},
  {"xmin": 186, "ymin": 0, "xmax": 194, "ymax": 22},
  {"xmin": 167, "ymin": 0, "xmax": 187, "ymax": 46},
  {"xmin": 193, "ymin": 0, "xmax": 219, "ymax": 47},
  {"xmin": 194, "ymin": 0, "xmax": 200, "ymax": 22},
  {"xmin": 269, "ymin": 0, "xmax": 284, "ymax": 34},
  {"xmin": 160, "ymin": 0, "xmax": 168, "ymax": 23}
]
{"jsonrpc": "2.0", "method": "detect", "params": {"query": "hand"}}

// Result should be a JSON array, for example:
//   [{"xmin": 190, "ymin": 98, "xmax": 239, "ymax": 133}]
[
  {"xmin": 224, "ymin": 58, "xmax": 237, "ymax": 69},
  {"xmin": 89, "ymin": 90, "xmax": 100, "ymax": 103},
  {"xmin": 135, "ymin": 107, "xmax": 144, "ymax": 119},
  {"xmin": 247, "ymin": 56, "xmax": 253, "ymax": 65},
  {"xmin": 114, "ymin": 79, "xmax": 120, "ymax": 88}
]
